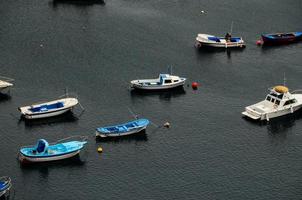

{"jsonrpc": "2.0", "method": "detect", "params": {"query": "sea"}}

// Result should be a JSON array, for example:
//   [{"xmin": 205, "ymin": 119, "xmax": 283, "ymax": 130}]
[{"xmin": 0, "ymin": 0, "xmax": 301, "ymax": 199}]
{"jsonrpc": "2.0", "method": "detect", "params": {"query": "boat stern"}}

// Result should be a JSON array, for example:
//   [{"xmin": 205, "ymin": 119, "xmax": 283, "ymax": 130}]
[{"xmin": 242, "ymin": 106, "xmax": 261, "ymax": 120}]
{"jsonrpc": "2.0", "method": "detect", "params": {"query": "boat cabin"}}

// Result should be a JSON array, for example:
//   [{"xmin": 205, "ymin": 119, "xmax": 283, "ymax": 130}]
[
  {"xmin": 265, "ymin": 86, "xmax": 296, "ymax": 108},
  {"xmin": 158, "ymin": 74, "xmax": 181, "ymax": 85}
]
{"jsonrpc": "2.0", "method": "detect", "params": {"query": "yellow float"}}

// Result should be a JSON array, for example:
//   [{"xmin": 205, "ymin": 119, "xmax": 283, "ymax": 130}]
[{"xmin": 97, "ymin": 147, "xmax": 103, "ymax": 153}]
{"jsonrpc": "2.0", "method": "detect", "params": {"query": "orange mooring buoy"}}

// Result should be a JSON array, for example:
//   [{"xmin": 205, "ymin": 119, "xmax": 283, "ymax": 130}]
[{"xmin": 192, "ymin": 82, "xmax": 199, "ymax": 90}]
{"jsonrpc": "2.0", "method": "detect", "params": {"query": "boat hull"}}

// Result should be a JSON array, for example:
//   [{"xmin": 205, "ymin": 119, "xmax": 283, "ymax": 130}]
[
  {"xmin": 0, "ymin": 86, "xmax": 11, "ymax": 93},
  {"xmin": 131, "ymin": 81, "xmax": 185, "ymax": 90},
  {"xmin": 195, "ymin": 41, "xmax": 245, "ymax": 48},
  {"xmin": 22, "ymin": 107, "xmax": 72, "ymax": 119},
  {"xmin": 19, "ymin": 150, "xmax": 81, "ymax": 163},
  {"xmin": 96, "ymin": 126, "xmax": 147, "ymax": 137}
]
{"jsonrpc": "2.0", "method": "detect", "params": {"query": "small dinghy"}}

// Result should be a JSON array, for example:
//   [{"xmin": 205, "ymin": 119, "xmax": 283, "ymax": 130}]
[
  {"xmin": 96, "ymin": 118, "xmax": 150, "ymax": 137},
  {"xmin": 0, "ymin": 176, "xmax": 12, "ymax": 198},
  {"xmin": 18, "ymin": 97, "xmax": 79, "ymax": 119},
  {"xmin": 195, "ymin": 33, "xmax": 245, "ymax": 48},
  {"xmin": 19, "ymin": 136, "xmax": 87, "ymax": 163},
  {"xmin": 0, "ymin": 76, "xmax": 14, "ymax": 93},
  {"xmin": 131, "ymin": 74, "xmax": 186, "ymax": 90},
  {"xmin": 259, "ymin": 32, "xmax": 302, "ymax": 45}
]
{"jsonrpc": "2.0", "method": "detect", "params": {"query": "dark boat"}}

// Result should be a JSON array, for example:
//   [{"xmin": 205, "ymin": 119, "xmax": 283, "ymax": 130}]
[{"xmin": 261, "ymin": 32, "xmax": 302, "ymax": 45}]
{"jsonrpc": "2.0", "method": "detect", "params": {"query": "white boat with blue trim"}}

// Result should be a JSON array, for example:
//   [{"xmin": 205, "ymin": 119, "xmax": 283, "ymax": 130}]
[
  {"xmin": 19, "ymin": 136, "xmax": 87, "ymax": 163},
  {"xmin": 131, "ymin": 74, "xmax": 186, "ymax": 90},
  {"xmin": 18, "ymin": 97, "xmax": 79, "ymax": 119},
  {"xmin": 242, "ymin": 86, "xmax": 302, "ymax": 121},
  {"xmin": 0, "ymin": 76, "xmax": 14, "ymax": 93},
  {"xmin": 96, "ymin": 118, "xmax": 150, "ymax": 137},
  {"xmin": 195, "ymin": 33, "xmax": 245, "ymax": 48},
  {"xmin": 0, "ymin": 176, "xmax": 12, "ymax": 199}
]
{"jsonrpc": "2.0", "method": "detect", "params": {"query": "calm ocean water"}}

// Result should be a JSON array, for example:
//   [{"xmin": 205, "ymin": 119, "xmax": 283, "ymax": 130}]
[{"xmin": 0, "ymin": 0, "xmax": 302, "ymax": 199}]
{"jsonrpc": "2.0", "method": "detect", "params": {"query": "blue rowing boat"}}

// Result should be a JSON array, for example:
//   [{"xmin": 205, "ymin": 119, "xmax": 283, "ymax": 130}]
[
  {"xmin": 19, "ymin": 136, "xmax": 87, "ymax": 163},
  {"xmin": 96, "ymin": 118, "xmax": 150, "ymax": 137},
  {"xmin": 261, "ymin": 32, "xmax": 302, "ymax": 45},
  {"xmin": 0, "ymin": 176, "xmax": 11, "ymax": 198}
]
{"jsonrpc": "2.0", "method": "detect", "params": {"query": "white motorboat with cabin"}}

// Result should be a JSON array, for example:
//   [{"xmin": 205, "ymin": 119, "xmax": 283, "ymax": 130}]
[
  {"xmin": 242, "ymin": 85, "xmax": 302, "ymax": 121},
  {"xmin": 130, "ymin": 74, "xmax": 186, "ymax": 90},
  {"xmin": 18, "ymin": 97, "xmax": 79, "ymax": 119},
  {"xmin": 195, "ymin": 33, "xmax": 245, "ymax": 48},
  {"xmin": 0, "ymin": 76, "xmax": 14, "ymax": 93}
]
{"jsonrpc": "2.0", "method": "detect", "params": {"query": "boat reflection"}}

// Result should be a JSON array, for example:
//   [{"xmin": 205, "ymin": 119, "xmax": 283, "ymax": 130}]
[
  {"xmin": 260, "ymin": 42, "xmax": 301, "ymax": 52},
  {"xmin": 96, "ymin": 131, "xmax": 148, "ymax": 143},
  {"xmin": 0, "ymin": 93, "xmax": 11, "ymax": 102},
  {"xmin": 130, "ymin": 87, "xmax": 186, "ymax": 101},
  {"xmin": 20, "ymin": 111, "xmax": 78, "ymax": 127},
  {"xmin": 51, "ymin": 0, "xmax": 105, "ymax": 7},
  {"xmin": 195, "ymin": 47, "xmax": 245, "ymax": 60},
  {"xmin": 267, "ymin": 110, "xmax": 302, "ymax": 135},
  {"xmin": 243, "ymin": 109, "xmax": 302, "ymax": 135},
  {"xmin": 19, "ymin": 154, "xmax": 85, "ymax": 176}
]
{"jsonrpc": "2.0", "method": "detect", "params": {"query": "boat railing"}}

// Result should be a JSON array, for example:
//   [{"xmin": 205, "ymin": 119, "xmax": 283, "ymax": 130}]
[
  {"xmin": 55, "ymin": 135, "xmax": 88, "ymax": 144},
  {"xmin": 0, "ymin": 76, "xmax": 14, "ymax": 83},
  {"xmin": 20, "ymin": 136, "xmax": 88, "ymax": 149},
  {"xmin": 291, "ymin": 89, "xmax": 302, "ymax": 94}
]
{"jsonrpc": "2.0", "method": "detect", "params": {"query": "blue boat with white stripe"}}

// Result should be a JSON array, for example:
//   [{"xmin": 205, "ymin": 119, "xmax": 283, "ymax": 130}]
[
  {"xmin": 0, "ymin": 176, "xmax": 12, "ymax": 198},
  {"xmin": 19, "ymin": 136, "xmax": 87, "ymax": 163},
  {"xmin": 96, "ymin": 118, "xmax": 150, "ymax": 137}
]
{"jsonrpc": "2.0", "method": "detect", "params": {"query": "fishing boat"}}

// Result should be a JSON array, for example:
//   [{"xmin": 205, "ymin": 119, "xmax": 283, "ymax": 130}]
[
  {"xmin": 96, "ymin": 118, "xmax": 150, "ymax": 137},
  {"xmin": 131, "ymin": 74, "xmax": 186, "ymax": 90},
  {"xmin": 260, "ymin": 32, "xmax": 302, "ymax": 45},
  {"xmin": 242, "ymin": 85, "xmax": 302, "ymax": 121},
  {"xmin": 0, "ymin": 76, "xmax": 14, "ymax": 93},
  {"xmin": 19, "ymin": 136, "xmax": 87, "ymax": 163},
  {"xmin": 195, "ymin": 33, "xmax": 245, "ymax": 48},
  {"xmin": 18, "ymin": 97, "xmax": 79, "ymax": 119},
  {"xmin": 0, "ymin": 176, "xmax": 11, "ymax": 199}
]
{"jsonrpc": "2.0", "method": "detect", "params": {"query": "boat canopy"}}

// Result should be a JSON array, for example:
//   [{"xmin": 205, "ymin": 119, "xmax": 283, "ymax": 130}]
[
  {"xmin": 34, "ymin": 139, "xmax": 49, "ymax": 154},
  {"xmin": 159, "ymin": 74, "xmax": 169, "ymax": 84},
  {"xmin": 273, "ymin": 85, "xmax": 289, "ymax": 93}
]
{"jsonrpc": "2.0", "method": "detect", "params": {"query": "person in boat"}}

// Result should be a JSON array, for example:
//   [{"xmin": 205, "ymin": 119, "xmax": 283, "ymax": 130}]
[{"xmin": 225, "ymin": 32, "xmax": 231, "ymax": 42}]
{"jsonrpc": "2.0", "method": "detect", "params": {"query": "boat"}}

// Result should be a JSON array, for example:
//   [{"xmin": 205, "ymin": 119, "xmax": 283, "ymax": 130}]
[
  {"xmin": 260, "ymin": 32, "xmax": 302, "ymax": 45},
  {"xmin": 19, "ymin": 136, "xmax": 87, "ymax": 163},
  {"xmin": 130, "ymin": 74, "xmax": 186, "ymax": 90},
  {"xmin": 195, "ymin": 33, "xmax": 245, "ymax": 48},
  {"xmin": 242, "ymin": 85, "xmax": 302, "ymax": 121},
  {"xmin": 0, "ymin": 176, "xmax": 12, "ymax": 199},
  {"xmin": 0, "ymin": 76, "xmax": 14, "ymax": 93},
  {"xmin": 18, "ymin": 97, "xmax": 79, "ymax": 119},
  {"xmin": 96, "ymin": 118, "xmax": 150, "ymax": 137}
]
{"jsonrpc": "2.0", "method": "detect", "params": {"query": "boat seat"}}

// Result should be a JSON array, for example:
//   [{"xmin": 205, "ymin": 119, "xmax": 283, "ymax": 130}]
[
  {"xmin": 208, "ymin": 36, "xmax": 220, "ymax": 42},
  {"xmin": 35, "ymin": 139, "xmax": 49, "ymax": 153}
]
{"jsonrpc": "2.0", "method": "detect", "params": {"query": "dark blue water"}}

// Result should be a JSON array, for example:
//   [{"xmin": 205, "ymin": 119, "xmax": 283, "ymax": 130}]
[{"xmin": 0, "ymin": 0, "xmax": 302, "ymax": 199}]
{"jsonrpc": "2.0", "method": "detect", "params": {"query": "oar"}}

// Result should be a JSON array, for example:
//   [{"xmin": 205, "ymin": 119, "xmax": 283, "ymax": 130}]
[
  {"xmin": 149, "ymin": 120, "xmax": 161, "ymax": 128},
  {"xmin": 127, "ymin": 107, "xmax": 138, "ymax": 119}
]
